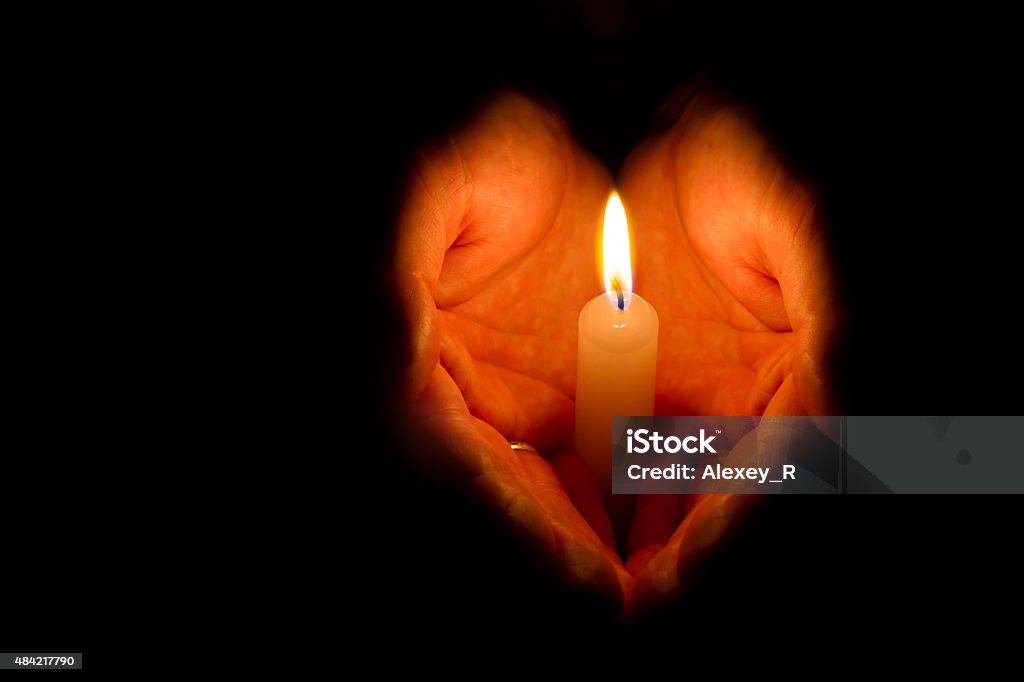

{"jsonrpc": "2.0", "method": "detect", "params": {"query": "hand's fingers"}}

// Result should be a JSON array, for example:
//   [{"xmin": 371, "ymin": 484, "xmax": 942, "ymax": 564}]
[
  {"xmin": 407, "ymin": 364, "xmax": 630, "ymax": 607},
  {"xmin": 625, "ymin": 494, "xmax": 688, "ymax": 575},
  {"xmin": 516, "ymin": 450, "xmax": 631, "ymax": 605},
  {"xmin": 407, "ymin": 363, "xmax": 520, "ymax": 484},
  {"xmin": 393, "ymin": 159, "xmax": 451, "ymax": 399},
  {"xmin": 547, "ymin": 448, "xmax": 616, "ymax": 549},
  {"xmin": 436, "ymin": 317, "xmax": 574, "ymax": 453},
  {"xmin": 764, "ymin": 373, "xmax": 802, "ymax": 416},
  {"xmin": 632, "ymin": 494, "xmax": 751, "ymax": 611}
]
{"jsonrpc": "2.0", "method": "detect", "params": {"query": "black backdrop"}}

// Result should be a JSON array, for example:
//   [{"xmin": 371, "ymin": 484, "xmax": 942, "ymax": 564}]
[
  {"xmin": 350, "ymin": 2, "xmax": 1023, "ymax": 652},
  {"xmin": 2, "ymin": 3, "xmax": 1019, "ymax": 665}
]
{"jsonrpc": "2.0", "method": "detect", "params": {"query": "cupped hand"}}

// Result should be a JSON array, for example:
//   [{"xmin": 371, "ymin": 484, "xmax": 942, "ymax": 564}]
[
  {"xmin": 395, "ymin": 92, "xmax": 629, "ymax": 612},
  {"xmin": 618, "ymin": 92, "xmax": 841, "ymax": 605}
]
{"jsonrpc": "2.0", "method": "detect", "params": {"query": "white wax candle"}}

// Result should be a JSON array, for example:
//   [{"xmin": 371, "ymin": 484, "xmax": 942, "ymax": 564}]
[
  {"xmin": 575, "ymin": 294, "xmax": 659, "ymax": 491},
  {"xmin": 574, "ymin": 192, "xmax": 659, "ymax": 502}
]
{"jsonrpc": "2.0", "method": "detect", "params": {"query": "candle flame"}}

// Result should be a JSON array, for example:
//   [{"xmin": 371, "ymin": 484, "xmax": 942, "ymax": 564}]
[{"xmin": 602, "ymin": 191, "xmax": 633, "ymax": 310}]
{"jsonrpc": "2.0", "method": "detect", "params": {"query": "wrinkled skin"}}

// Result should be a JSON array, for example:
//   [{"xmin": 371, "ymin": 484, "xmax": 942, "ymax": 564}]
[{"xmin": 395, "ymin": 91, "xmax": 840, "ymax": 616}]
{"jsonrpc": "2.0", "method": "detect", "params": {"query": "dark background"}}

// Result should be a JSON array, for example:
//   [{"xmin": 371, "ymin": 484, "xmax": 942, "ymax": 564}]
[
  {"xmin": 350, "ymin": 2, "xmax": 1023, "ymax": 651},
  {"xmin": 9, "ymin": 1, "xmax": 1020, "ymax": 661}
]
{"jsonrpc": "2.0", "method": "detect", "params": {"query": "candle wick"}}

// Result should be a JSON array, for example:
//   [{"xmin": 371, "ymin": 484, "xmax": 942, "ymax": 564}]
[{"xmin": 612, "ymin": 278, "xmax": 625, "ymax": 311}]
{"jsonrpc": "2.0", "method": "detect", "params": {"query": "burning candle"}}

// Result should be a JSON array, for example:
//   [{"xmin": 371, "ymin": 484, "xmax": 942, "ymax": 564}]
[{"xmin": 575, "ymin": 192, "xmax": 659, "ymax": 525}]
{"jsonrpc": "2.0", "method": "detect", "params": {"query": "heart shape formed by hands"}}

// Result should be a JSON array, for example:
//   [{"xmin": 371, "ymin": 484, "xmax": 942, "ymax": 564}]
[{"xmin": 395, "ymin": 91, "xmax": 840, "ymax": 616}]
